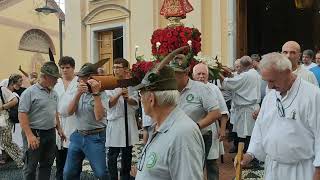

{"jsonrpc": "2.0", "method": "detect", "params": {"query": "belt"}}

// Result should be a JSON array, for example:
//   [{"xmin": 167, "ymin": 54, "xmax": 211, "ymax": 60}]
[{"xmin": 76, "ymin": 128, "xmax": 105, "ymax": 136}]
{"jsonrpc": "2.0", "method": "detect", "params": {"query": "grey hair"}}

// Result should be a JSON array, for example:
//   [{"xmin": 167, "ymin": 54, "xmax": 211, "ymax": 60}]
[
  {"xmin": 260, "ymin": 52, "xmax": 292, "ymax": 71},
  {"xmin": 153, "ymin": 90, "xmax": 180, "ymax": 107},
  {"xmin": 240, "ymin": 56, "xmax": 253, "ymax": 68}
]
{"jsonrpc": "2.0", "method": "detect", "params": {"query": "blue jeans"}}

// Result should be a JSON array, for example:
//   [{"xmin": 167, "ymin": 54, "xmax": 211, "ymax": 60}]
[{"xmin": 63, "ymin": 130, "xmax": 110, "ymax": 180}]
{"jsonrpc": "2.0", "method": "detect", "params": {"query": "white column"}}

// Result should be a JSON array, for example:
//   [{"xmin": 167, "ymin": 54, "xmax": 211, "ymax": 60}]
[
  {"xmin": 64, "ymin": 0, "xmax": 84, "ymax": 70},
  {"xmin": 227, "ymin": 0, "xmax": 236, "ymax": 67},
  {"xmin": 129, "ymin": 0, "xmax": 155, "ymax": 64},
  {"xmin": 211, "ymin": 0, "xmax": 221, "ymax": 59},
  {"xmin": 184, "ymin": 0, "xmax": 202, "ymax": 32}
]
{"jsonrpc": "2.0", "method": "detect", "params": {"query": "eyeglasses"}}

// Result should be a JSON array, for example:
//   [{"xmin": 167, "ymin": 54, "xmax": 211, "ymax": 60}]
[
  {"xmin": 113, "ymin": 66, "xmax": 124, "ymax": 69},
  {"xmin": 276, "ymin": 98, "xmax": 285, "ymax": 117}
]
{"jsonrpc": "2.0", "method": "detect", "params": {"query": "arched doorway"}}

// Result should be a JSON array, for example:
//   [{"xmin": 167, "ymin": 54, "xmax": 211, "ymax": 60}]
[{"xmin": 237, "ymin": 0, "xmax": 320, "ymax": 57}]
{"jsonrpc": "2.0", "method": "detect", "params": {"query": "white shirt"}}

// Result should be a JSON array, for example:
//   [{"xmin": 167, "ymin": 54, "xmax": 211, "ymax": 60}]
[
  {"xmin": 105, "ymin": 87, "xmax": 139, "ymax": 147},
  {"xmin": 222, "ymin": 68, "xmax": 261, "ymax": 106},
  {"xmin": 248, "ymin": 78, "xmax": 320, "ymax": 180},
  {"xmin": 53, "ymin": 77, "xmax": 78, "ymax": 148},
  {"xmin": 293, "ymin": 66, "xmax": 318, "ymax": 86},
  {"xmin": 206, "ymin": 83, "xmax": 228, "ymax": 159},
  {"xmin": 301, "ymin": 62, "xmax": 317, "ymax": 70},
  {"xmin": 222, "ymin": 68, "xmax": 261, "ymax": 137}
]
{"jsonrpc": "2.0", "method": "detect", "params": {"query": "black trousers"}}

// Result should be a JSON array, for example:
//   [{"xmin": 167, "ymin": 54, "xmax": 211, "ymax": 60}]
[
  {"xmin": 108, "ymin": 146, "xmax": 133, "ymax": 180},
  {"xmin": 55, "ymin": 147, "xmax": 68, "ymax": 180},
  {"xmin": 22, "ymin": 128, "xmax": 56, "ymax": 180}
]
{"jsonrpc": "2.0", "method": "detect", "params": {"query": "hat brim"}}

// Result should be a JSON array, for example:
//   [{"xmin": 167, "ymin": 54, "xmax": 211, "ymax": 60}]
[
  {"xmin": 76, "ymin": 72, "xmax": 92, "ymax": 77},
  {"xmin": 133, "ymin": 83, "xmax": 147, "ymax": 91},
  {"xmin": 46, "ymin": 73, "xmax": 61, "ymax": 79},
  {"xmin": 171, "ymin": 67, "xmax": 188, "ymax": 72}
]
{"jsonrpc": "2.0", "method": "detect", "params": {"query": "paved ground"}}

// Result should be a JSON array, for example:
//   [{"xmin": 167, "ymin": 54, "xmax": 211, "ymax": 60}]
[{"xmin": 0, "ymin": 135, "xmax": 264, "ymax": 180}]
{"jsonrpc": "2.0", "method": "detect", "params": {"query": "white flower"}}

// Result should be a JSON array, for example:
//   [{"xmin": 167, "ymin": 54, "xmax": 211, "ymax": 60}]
[
  {"xmin": 187, "ymin": 40, "xmax": 192, "ymax": 46},
  {"xmin": 156, "ymin": 42, "xmax": 161, "ymax": 48},
  {"xmin": 135, "ymin": 45, "xmax": 139, "ymax": 50}
]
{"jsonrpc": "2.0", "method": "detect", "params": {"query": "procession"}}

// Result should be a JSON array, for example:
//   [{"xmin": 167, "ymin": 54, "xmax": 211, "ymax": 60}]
[{"xmin": 1, "ymin": 0, "xmax": 320, "ymax": 180}]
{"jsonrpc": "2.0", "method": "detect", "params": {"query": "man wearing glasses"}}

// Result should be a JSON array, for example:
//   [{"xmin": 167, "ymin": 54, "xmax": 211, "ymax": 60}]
[
  {"xmin": 135, "ymin": 65, "xmax": 205, "ymax": 180},
  {"xmin": 238, "ymin": 52, "xmax": 320, "ymax": 180},
  {"xmin": 106, "ymin": 58, "xmax": 139, "ymax": 180}
]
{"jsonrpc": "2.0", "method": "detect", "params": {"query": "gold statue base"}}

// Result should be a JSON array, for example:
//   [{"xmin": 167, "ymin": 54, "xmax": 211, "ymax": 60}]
[{"xmin": 167, "ymin": 16, "xmax": 184, "ymax": 27}]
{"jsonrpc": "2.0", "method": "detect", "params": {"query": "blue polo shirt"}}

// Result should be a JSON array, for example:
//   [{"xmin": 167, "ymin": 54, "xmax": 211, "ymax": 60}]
[{"xmin": 310, "ymin": 65, "xmax": 320, "ymax": 87}]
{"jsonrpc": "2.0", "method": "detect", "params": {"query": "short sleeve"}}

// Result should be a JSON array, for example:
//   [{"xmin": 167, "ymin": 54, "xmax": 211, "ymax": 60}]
[
  {"xmin": 1, "ymin": 87, "xmax": 15, "ymax": 103},
  {"xmin": 100, "ymin": 91, "xmax": 109, "ymax": 111},
  {"xmin": 18, "ymin": 89, "xmax": 32, "ymax": 113},
  {"xmin": 222, "ymin": 74, "xmax": 246, "ymax": 91},
  {"xmin": 201, "ymin": 86, "xmax": 219, "ymax": 112}
]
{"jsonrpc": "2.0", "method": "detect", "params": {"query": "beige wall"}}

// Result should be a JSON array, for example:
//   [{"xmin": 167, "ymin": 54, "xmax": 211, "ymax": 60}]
[
  {"xmin": 65, "ymin": 0, "xmax": 231, "ymax": 70},
  {"xmin": 0, "ymin": 0, "xmax": 61, "ymax": 79}
]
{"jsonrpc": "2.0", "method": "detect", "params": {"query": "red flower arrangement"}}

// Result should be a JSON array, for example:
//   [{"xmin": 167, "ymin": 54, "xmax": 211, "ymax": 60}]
[
  {"xmin": 131, "ymin": 60, "xmax": 156, "ymax": 82},
  {"xmin": 151, "ymin": 26, "xmax": 201, "ymax": 60},
  {"xmin": 131, "ymin": 26, "xmax": 202, "ymax": 82}
]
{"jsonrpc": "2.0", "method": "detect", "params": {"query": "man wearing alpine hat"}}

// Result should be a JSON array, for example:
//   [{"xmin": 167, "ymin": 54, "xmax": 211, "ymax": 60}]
[
  {"xmin": 19, "ymin": 61, "xmax": 66, "ymax": 180},
  {"xmin": 63, "ymin": 59, "xmax": 110, "ymax": 180},
  {"xmin": 135, "ymin": 47, "xmax": 205, "ymax": 180}
]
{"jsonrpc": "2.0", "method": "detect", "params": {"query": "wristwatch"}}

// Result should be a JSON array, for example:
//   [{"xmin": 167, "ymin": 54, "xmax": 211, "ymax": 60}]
[{"xmin": 92, "ymin": 92, "xmax": 101, "ymax": 96}]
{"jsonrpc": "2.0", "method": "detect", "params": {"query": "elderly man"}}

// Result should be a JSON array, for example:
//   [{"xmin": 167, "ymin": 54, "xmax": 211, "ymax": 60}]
[
  {"xmin": 282, "ymin": 41, "xmax": 318, "ymax": 86},
  {"xmin": 193, "ymin": 63, "xmax": 228, "ymax": 180},
  {"xmin": 301, "ymin": 49, "xmax": 317, "ymax": 70},
  {"xmin": 19, "ymin": 62, "xmax": 65, "ymax": 180},
  {"xmin": 135, "ymin": 65, "xmax": 205, "ymax": 180},
  {"xmin": 53, "ymin": 56, "xmax": 78, "ymax": 180},
  {"xmin": 240, "ymin": 52, "xmax": 320, "ymax": 180},
  {"xmin": 169, "ymin": 55, "xmax": 221, "ymax": 180},
  {"xmin": 219, "ymin": 56, "xmax": 261, "ymax": 152},
  {"xmin": 310, "ymin": 52, "xmax": 320, "ymax": 86},
  {"xmin": 63, "ymin": 60, "xmax": 110, "ymax": 180}
]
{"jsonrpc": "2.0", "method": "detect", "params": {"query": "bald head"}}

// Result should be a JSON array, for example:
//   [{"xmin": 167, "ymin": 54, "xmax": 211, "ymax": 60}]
[
  {"xmin": 192, "ymin": 63, "xmax": 209, "ymax": 83},
  {"xmin": 281, "ymin": 41, "xmax": 301, "ymax": 69}
]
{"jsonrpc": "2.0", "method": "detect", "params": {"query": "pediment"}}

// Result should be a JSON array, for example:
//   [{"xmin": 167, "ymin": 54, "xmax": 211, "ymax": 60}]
[{"xmin": 83, "ymin": 4, "xmax": 130, "ymax": 25}]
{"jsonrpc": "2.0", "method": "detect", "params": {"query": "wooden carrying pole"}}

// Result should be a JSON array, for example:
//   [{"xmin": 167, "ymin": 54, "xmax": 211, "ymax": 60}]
[{"xmin": 235, "ymin": 142, "xmax": 245, "ymax": 180}]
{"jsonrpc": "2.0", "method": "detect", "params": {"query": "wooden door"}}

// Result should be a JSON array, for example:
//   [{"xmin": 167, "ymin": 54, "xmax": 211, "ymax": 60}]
[
  {"xmin": 236, "ymin": 0, "xmax": 247, "ymax": 58},
  {"xmin": 99, "ymin": 31, "xmax": 113, "ymax": 75}
]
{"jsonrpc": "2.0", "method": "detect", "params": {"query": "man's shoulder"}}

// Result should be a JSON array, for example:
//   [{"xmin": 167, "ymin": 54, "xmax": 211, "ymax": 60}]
[
  {"xmin": 300, "ymin": 78, "xmax": 320, "ymax": 93},
  {"xmin": 171, "ymin": 108, "xmax": 199, "ymax": 132}
]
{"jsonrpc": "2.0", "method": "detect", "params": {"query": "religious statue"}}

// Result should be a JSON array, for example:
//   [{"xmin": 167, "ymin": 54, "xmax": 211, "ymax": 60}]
[{"xmin": 160, "ymin": 0, "xmax": 194, "ymax": 26}]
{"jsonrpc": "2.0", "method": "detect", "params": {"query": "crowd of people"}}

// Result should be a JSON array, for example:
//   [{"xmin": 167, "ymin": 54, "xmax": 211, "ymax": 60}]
[{"xmin": 0, "ymin": 40, "xmax": 319, "ymax": 180}]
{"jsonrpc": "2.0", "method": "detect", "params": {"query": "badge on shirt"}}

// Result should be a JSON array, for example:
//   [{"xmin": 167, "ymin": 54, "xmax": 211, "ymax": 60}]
[
  {"xmin": 146, "ymin": 152, "xmax": 158, "ymax": 169},
  {"xmin": 186, "ymin": 94, "xmax": 195, "ymax": 103}
]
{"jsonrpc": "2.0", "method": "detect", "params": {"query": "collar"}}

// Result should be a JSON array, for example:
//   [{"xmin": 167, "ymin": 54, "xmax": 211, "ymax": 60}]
[
  {"xmin": 292, "ymin": 65, "xmax": 302, "ymax": 74},
  {"xmin": 276, "ymin": 77, "xmax": 301, "ymax": 101},
  {"xmin": 181, "ymin": 78, "xmax": 193, "ymax": 93},
  {"xmin": 35, "ymin": 83, "xmax": 46, "ymax": 90},
  {"xmin": 151, "ymin": 107, "xmax": 179, "ymax": 133}
]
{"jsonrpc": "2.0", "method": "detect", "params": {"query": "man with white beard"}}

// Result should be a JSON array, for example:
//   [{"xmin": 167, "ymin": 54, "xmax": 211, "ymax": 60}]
[{"xmin": 239, "ymin": 52, "xmax": 320, "ymax": 180}]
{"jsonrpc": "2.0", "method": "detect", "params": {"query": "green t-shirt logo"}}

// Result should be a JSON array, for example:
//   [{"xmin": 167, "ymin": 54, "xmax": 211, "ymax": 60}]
[
  {"xmin": 146, "ymin": 152, "xmax": 158, "ymax": 169},
  {"xmin": 186, "ymin": 94, "xmax": 194, "ymax": 102}
]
